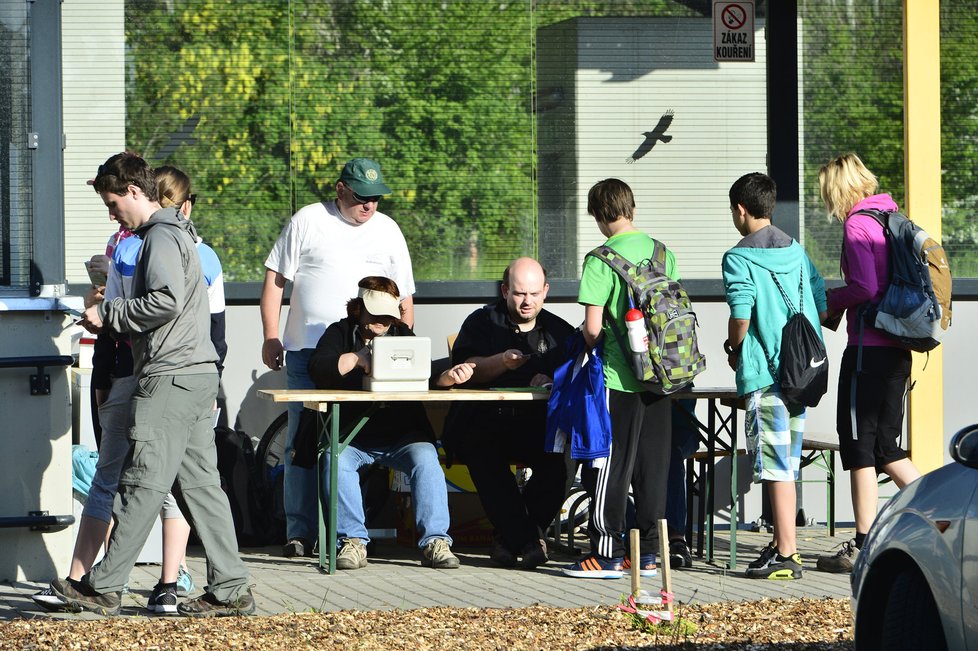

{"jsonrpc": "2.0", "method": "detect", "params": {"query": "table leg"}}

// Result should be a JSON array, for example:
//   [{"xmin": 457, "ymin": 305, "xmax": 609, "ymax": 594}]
[
  {"xmin": 317, "ymin": 411, "xmax": 327, "ymax": 571},
  {"xmin": 728, "ymin": 412, "xmax": 738, "ymax": 570},
  {"xmin": 327, "ymin": 403, "xmax": 341, "ymax": 574},
  {"xmin": 706, "ymin": 399, "xmax": 716, "ymax": 563}
]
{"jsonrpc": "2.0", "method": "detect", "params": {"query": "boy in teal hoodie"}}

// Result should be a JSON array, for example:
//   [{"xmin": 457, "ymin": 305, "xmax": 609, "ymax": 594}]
[{"xmin": 722, "ymin": 173, "xmax": 827, "ymax": 580}]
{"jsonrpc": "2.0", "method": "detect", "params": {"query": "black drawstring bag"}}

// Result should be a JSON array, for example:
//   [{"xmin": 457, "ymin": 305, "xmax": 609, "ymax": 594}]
[{"xmin": 767, "ymin": 270, "xmax": 829, "ymax": 408}]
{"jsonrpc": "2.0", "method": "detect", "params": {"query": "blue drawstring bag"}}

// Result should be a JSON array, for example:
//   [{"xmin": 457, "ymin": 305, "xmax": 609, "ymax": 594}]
[{"xmin": 545, "ymin": 331, "xmax": 612, "ymax": 461}]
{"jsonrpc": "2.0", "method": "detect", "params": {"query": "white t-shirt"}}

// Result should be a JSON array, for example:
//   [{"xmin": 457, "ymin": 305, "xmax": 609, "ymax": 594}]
[{"xmin": 264, "ymin": 200, "xmax": 416, "ymax": 351}]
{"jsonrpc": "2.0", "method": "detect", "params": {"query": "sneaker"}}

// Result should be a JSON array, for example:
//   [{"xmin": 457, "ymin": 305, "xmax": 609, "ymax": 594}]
[
  {"xmin": 50, "ymin": 577, "xmax": 121, "ymax": 616},
  {"xmin": 31, "ymin": 586, "xmax": 71, "ymax": 611},
  {"xmin": 177, "ymin": 588, "xmax": 256, "ymax": 617},
  {"xmin": 561, "ymin": 555, "xmax": 624, "ymax": 579},
  {"xmin": 490, "ymin": 540, "xmax": 517, "ymax": 568},
  {"xmin": 816, "ymin": 539, "xmax": 859, "ymax": 574},
  {"xmin": 422, "ymin": 538, "xmax": 460, "ymax": 569},
  {"xmin": 518, "ymin": 539, "xmax": 549, "ymax": 570},
  {"xmin": 282, "ymin": 538, "xmax": 312, "ymax": 558},
  {"xmin": 744, "ymin": 547, "xmax": 803, "ymax": 580},
  {"xmin": 669, "ymin": 539, "xmax": 693, "ymax": 569},
  {"xmin": 176, "ymin": 566, "xmax": 196, "ymax": 597},
  {"xmin": 748, "ymin": 542, "xmax": 777, "ymax": 569},
  {"xmin": 91, "ymin": 560, "xmax": 128, "ymax": 594},
  {"xmin": 623, "ymin": 553, "xmax": 658, "ymax": 577},
  {"xmin": 147, "ymin": 582, "xmax": 178, "ymax": 615},
  {"xmin": 335, "ymin": 538, "xmax": 368, "ymax": 570}
]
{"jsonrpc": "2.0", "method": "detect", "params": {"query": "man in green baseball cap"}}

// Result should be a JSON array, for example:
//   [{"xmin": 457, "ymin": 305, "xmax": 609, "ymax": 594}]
[
  {"xmin": 331, "ymin": 158, "xmax": 393, "ymax": 227},
  {"xmin": 260, "ymin": 156, "xmax": 415, "ymax": 559}
]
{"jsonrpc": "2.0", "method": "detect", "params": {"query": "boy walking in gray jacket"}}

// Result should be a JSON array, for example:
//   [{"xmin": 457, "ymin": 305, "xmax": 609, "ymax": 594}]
[{"xmin": 50, "ymin": 152, "xmax": 253, "ymax": 616}]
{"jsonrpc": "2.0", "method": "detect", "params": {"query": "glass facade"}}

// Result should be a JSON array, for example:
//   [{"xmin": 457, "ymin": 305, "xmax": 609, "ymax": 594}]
[
  {"xmin": 4, "ymin": 2, "xmax": 975, "ymax": 290},
  {"xmin": 0, "ymin": 0, "xmax": 33, "ymax": 288}
]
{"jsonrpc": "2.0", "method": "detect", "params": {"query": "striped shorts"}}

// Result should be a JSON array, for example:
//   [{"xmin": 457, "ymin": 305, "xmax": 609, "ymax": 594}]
[{"xmin": 745, "ymin": 386, "xmax": 805, "ymax": 483}]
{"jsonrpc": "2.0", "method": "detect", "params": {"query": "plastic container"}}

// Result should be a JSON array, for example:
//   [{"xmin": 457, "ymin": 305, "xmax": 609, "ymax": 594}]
[
  {"xmin": 77, "ymin": 336, "xmax": 96, "ymax": 369},
  {"xmin": 625, "ymin": 308, "xmax": 648, "ymax": 378}
]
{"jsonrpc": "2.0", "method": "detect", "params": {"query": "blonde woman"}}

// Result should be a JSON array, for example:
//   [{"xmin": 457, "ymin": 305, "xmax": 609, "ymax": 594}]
[{"xmin": 815, "ymin": 153, "xmax": 921, "ymax": 574}]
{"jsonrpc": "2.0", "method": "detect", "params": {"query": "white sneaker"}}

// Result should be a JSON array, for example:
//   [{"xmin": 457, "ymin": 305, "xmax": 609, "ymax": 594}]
[{"xmin": 32, "ymin": 586, "xmax": 70, "ymax": 611}]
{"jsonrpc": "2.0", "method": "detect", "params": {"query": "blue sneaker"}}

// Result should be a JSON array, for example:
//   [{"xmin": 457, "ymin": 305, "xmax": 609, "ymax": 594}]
[
  {"xmin": 561, "ymin": 554, "xmax": 624, "ymax": 579},
  {"xmin": 176, "ymin": 566, "xmax": 196, "ymax": 597},
  {"xmin": 624, "ymin": 553, "xmax": 658, "ymax": 578}
]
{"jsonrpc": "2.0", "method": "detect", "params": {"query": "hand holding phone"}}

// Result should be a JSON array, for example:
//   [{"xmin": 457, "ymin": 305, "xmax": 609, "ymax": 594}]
[{"xmin": 84, "ymin": 259, "xmax": 108, "ymax": 287}]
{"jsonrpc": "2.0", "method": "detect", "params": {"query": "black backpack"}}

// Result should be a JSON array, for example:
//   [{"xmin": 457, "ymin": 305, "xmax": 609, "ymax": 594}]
[
  {"xmin": 214, "ymin": 426, "xmax": 270, "ymax": 546},
  {"xmin": 765, "ymin": 270, "xmax": 828, "ymax": 408}
]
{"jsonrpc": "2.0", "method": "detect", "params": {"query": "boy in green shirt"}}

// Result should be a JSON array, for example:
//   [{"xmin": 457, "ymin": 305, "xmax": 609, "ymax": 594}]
[{"xmin": 563, "ymin": 178, "xmax": 677, "ymax": 579}]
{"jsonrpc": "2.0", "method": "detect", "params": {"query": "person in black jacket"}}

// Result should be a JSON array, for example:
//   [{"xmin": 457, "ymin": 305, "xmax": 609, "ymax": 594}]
[
  {"xmin": 307, "ymin": 276, "xmax": 473, "ymax": 570},
  {"xmin": 441, "ymin": 257, "xmax": 576, "ymax": 570}
]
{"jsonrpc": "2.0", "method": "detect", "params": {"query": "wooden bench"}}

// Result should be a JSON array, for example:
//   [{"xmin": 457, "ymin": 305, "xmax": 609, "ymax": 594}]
[{"xmin": 685, "ymin": 436, "xmax": 840, "ymax": 560}]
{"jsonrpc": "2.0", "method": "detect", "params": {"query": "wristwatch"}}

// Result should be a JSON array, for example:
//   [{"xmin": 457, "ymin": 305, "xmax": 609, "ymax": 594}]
[{"xmin": 723, "ymin": 339, "xmax": 741, "ymax": 355}]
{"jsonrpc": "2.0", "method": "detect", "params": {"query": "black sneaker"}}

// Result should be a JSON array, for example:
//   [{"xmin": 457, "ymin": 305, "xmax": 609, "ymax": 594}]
[
  {"xmin": 177, "ymin": 588, "xmax": 256, "ymax": 617},
  {"xmin": 744, "ymin": 547, "xmax": 803, "ymax": 580},
  {"xmin": 50, "ymin": 577, "xmax": 121, "ymax": 616},
  {"xmin": 147, "ymin": 582, "xmax": 178, "ymax": 615},
  {"xmin": 669, "ymin": 539, "xmax": 693, "ymax": 570},
  {"xmin": 490, "ymin": 539, "xmax": 517, "ymax": 568},
  {"xmin": 748, "ymin": 542, "xmax": 777, "ymax": 569},
  {"xmin": 282, "ymin": 538, "xmax": 312, "ymax": 558},
  {"xmin": 518, "ymin": 539, "xmax": 549, "ymax": 570}
]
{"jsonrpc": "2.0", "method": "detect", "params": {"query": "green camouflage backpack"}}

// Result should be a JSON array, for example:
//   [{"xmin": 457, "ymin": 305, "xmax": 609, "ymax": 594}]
[{"xmin": 587, "ymin": 241, "xmax": 706, "ymax": 394}]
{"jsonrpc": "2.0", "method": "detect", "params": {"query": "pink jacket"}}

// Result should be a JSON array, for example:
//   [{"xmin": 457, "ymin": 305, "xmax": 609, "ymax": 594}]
[{"xmin": 828, "ymin": 193, "xmax": 902, "ymax": 348}]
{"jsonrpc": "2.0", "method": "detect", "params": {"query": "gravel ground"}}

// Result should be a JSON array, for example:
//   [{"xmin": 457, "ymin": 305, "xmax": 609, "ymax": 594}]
[{"xmin": 0, "ymin": 597, "xmax": 852, "ymax": 650}]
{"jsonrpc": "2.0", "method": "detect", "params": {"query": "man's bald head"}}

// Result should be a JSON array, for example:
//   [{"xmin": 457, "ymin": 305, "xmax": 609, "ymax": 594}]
[{"xmin": 501, "ymin": 257, "xmax": 549, "ymax": 327}]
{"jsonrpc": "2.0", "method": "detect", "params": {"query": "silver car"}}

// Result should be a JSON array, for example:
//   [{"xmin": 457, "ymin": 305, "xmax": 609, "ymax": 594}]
[{"xmin": 852, "ymin": 424, "xmax": 978, "ymax": 651}]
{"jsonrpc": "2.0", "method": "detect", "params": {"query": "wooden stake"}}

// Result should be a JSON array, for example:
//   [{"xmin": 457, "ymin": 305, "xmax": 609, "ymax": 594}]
[
  {"xmin": 629, "ymin": 528, "xmax": 641, "ymax": 597},
  {"xmin": 658, "ymin": 518, "xmax": 673, "ymax": 616}
]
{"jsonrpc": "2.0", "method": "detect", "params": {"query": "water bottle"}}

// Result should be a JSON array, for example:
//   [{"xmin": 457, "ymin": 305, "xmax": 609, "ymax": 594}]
[{"xmin": 625, "ymin": 308, "xmax": 648, "ymax": 378}]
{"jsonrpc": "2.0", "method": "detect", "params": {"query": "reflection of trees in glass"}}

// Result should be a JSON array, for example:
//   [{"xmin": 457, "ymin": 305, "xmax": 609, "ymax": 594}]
[
  {"xmin": 126, "ymin": 2, "xmax": 974, "ymax": 283},
  {"xmin": 799, "ymin": 1, "xmax": 904, "ymax": 279},
  {"xmin": 801, "ymin": 0, "xmax": 978, "ymax": 279},
  {"xmin": 124, "ymin": 0, "xmax": 697, "ymax": 282},
  {"xmin": 126, "ymin": 1, "xmax": 292, "ymax": 282},
  {"xmin": 940, "ymin": 2, "xmax": 978, "ymax": 277}
]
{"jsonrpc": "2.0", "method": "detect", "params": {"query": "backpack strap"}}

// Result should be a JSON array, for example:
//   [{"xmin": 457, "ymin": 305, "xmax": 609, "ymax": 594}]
[
  {"xmin": 585, "ymin": 245, "xmax": 638, "ymax": 365},
  {"xmin": 758, "ymin": 269, "xmax": 805, "ymax": 380},
  {"xmin": 585, "ymin": 241, "xmax": 663, "ymax": 372},
  {"xmin": 769, "ymin": 270, "xmax": 803, "ymax": 316}
]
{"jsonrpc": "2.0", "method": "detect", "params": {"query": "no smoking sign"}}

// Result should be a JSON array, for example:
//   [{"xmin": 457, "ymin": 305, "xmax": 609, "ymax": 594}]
[{"xmin": 713, "ymin": 0, "xmax": 755, "ymax": 62}]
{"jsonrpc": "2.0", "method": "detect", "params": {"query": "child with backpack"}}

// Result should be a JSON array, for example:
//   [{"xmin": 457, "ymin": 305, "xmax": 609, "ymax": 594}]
[
  {"xmin": 562, "ymin": 178, "xmax": 680, "ymax": 579},
  {"xmin": 722, "ymin": 172, "xmax": 827, "ymax": 580},
  {"xmin": 815, "ymin": 153, "xmax": 923, "ymax": 573}
]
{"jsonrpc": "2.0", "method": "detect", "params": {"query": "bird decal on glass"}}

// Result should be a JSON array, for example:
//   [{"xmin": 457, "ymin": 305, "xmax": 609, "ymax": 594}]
[{"xmin": 626, "ymin": 110, "xmax": 674, "ymax": 164}]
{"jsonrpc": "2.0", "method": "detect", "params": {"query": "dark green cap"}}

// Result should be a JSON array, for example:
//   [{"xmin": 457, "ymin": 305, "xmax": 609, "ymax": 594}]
[{"xmin": 338, "ymin": 158, "xmax": 392, "ymax": 196}]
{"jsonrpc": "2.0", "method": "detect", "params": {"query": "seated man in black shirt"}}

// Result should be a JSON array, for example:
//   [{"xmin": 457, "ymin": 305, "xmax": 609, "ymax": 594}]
[{"xmin": 440, "ymin": 257, "xmax": 576, "ymax": 569}]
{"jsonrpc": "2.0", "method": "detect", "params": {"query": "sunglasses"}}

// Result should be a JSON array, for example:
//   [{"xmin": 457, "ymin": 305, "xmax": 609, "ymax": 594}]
[{"xmin": 350, "ymin": 189, "xmax": 382, "ymax": 205}]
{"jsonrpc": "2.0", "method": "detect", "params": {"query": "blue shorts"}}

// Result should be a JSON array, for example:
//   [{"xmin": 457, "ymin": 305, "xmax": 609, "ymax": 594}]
[{"xmin": 745, "ymin": 386, "xmax": 805, "ymax": 483}]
